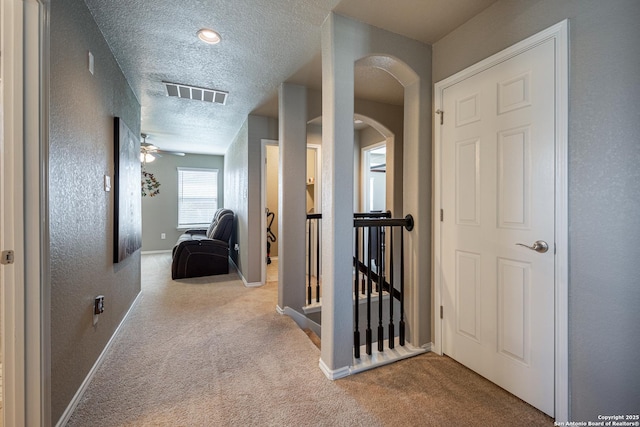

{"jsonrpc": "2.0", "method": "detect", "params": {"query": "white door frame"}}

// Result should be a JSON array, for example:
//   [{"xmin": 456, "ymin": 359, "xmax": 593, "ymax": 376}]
[
  {"xmin": 261, "ymin": 140, "xmax": 322, "ymax": 286},
  {"xmin": 433, "ymin": 20, "xmax": 569, "ymax": 420},
  {"xmin": 2, "ymin": 0, "xmax": 51, "ymax": 425},
  {"xmin": 261, "ymin": 139, "xmax": 279, "ymax": 285}
]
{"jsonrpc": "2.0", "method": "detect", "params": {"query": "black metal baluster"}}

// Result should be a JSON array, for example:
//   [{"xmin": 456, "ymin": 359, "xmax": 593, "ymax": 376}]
[
  {"xmin": 316, "ymin": 217, "xmax": 320, "ymax": 303},
  {"xmin": 388, "ymin": 226, "xmax": 395, "ymax": 349},
  {"xmin": 378, "ymin": 225, "xmax": 385, "ymax": 352},
  {"xmin": 399, "ymin": 227, "xmax": 405, "ymax": 346},
  {"xmin": 361, "ymin": 228, "xmax": 366, "ymax": 295},
  {"xmin": 354, "ymin": 227, "xmax": 360, "ymax": 358},
  {"xmin": 366, "ymin": 226, "xmax": 373, "ymax": 355},
  {"xmin": 307, "ymin": 217, "xmax": 312, "ymax": 305}
]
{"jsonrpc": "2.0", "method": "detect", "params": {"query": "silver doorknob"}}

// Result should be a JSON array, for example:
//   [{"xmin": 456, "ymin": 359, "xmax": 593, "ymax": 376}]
[{"xmin": 515, "ymin": 240, "xmax": 549, "ymax": 253}]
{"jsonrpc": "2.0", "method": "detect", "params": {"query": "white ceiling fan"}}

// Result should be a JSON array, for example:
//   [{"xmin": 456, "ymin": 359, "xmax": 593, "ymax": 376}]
[{"xmin": 140, "ymin": 133, "xmax": 186, "ymax": 163}]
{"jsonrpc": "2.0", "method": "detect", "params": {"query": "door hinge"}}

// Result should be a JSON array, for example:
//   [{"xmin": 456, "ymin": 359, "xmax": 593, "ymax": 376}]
[
  {"xmin": 440, "ymin": 209, "xmax": 444, "ymax": 222},
  {"xmin": 1, "ymin": 250, "xmax": 15, "ymax": 265},
  {"xmin": 436, "ymin": 109, "xmax": 444, "ymax": 125},
  {"xmin": 440, "ymin": 305, "xmax": 443, "ymax": 319}
]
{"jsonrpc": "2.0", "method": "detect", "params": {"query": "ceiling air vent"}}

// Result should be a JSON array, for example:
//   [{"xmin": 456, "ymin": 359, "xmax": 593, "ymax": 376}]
[{"xmin": 163, "ymin": 81, "xmax": 228, "ymax": 105}]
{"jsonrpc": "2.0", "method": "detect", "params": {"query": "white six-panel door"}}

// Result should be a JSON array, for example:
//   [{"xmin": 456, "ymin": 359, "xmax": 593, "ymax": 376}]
[{"xmin": 440, "ymin": 38, "xmax": 556, "ymax": 416}]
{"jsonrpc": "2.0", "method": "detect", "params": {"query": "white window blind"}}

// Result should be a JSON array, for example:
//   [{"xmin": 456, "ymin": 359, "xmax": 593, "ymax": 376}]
[{"xmin": 177, "ymin": 168, "xmax": 219, "ymax": 228}]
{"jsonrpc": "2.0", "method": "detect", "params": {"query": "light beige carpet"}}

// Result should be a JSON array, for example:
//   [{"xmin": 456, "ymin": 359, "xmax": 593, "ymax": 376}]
[{"xmin": 66, "ymin": 253, "xmax": 553, "ymax": 426}]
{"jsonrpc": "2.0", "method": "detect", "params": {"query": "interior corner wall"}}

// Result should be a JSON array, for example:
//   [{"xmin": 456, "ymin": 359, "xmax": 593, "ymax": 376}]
[
  {"xmin": 141, "ymin": 153, "xmax": 224, "ymax": 251},
  {"xmin": 50, "ymin": 0, "xmax": 141, "ymax": 422},
  {"xmin": 225, "ymin": 115, "xmax": 277, "ymax": 284},
  {"xmin": 432, "ymin": 0, "xmax": 640, "ymax": 420}
]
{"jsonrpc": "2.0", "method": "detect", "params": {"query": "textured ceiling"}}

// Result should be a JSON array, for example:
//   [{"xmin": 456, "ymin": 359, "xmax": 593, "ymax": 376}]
[{"xmin": 84, "ymin": 0, "xmax": 497, "ymax": 155}]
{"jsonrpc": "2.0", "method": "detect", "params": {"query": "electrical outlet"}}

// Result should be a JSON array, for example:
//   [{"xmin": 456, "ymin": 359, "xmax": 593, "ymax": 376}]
[
  {"xmin": 94, "ymin": 295, "xmax": 104, "ymax": 315},
  {"xmin": 93, "ymin": 295, "xmax": 104, "ymax": 326}
]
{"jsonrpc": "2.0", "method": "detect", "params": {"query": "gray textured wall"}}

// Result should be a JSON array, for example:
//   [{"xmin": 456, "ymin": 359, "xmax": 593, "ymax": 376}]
[
  {"xmin": 433, "ymin": 0, "xmax": 640, "ymax": 420},
  {"xmin": 224, "ymin": 115, "xmax": 278, "ymax": 284},
  {"xmin": 141, "ymin": 153, "xmax": 224, "ymax": 251},
  {"xmin": 224, "ymin": 119, "xmax": 249, "ymax": 273},
  {"xmin": 50, "ymin": 0, "xmax": 141, "ymax": 422}
]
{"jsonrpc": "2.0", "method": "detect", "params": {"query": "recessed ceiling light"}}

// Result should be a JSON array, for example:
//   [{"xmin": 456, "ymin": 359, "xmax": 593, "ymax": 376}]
[{"xmin": 197, "ymin": 28, "xmax": 221, "ymax": 44}]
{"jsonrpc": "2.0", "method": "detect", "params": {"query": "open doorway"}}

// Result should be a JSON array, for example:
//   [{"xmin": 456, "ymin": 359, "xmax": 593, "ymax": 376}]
[
  {"xmin": 261, "ymin": 139, "xmax": 322, "ymax": 290},
  {"xmin": 262, "ymin": 140, "xmax": 280, "ymax": 285},
  {"xmin": 362, "ymin": 143, "xmax": 386, "ymax": 213}
]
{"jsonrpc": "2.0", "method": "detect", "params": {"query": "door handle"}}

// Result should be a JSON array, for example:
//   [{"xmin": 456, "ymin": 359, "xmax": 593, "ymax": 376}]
[{"xmin": 515, "ymin": 240, "xmax": 549, "ymax": 253}]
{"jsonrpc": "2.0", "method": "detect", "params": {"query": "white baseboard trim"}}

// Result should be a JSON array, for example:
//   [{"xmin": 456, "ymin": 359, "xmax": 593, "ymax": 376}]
[
  {"xmin": 318, "ymin": 339, "xmax": 430, "ymax": 382},
  {"xmin": 276, "ymin": 305, "xmax": 285, "ymax": 315},
  {"xmin": 141, "ymin": 250, "xmax": 172, "ymax": 255},
  {"xmin": 55, "ymin": 291, "xmax": 143, "ymax": 427},
  {"xmin": 349, "ymin": 338, "xmax": 427, "ymax": 376},
  {"xmin": 229, "ymin": 258, "xmax": 263, "ymax": 288},
  {"xmin": 244, "ymin": 281, "xmax": 263, "ymax": 288},
  {"xmin": 319, "ymin": 358, "xmax": 351, "ymax": 380}
]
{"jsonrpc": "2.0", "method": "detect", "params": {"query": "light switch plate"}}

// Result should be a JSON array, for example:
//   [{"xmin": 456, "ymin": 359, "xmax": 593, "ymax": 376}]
[{"xmin": 104, "ymin": 174, "xmax": 111, "ymax": 192}]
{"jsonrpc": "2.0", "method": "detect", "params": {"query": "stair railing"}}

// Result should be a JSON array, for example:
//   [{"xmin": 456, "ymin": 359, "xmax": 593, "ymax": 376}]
[{"xmin": 353, "ymin": 212, "xmax": 414, "ymax": 358}]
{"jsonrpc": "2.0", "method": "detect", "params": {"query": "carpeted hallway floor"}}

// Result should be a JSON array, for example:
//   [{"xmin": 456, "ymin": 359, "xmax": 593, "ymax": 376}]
[{"xmin": 66, "ymin": 253, "xmax": 553, "ymax": 426}]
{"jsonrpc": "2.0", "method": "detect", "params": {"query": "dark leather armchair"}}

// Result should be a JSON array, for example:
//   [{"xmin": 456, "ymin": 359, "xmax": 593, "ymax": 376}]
[{"xmin": 171, "ymin": 209, "xmax": 234, "ymax": 279}]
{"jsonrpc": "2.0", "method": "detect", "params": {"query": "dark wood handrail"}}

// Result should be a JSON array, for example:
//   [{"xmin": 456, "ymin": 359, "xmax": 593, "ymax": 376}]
[
  {"xmin": 353, "ymin": 211, "xmax": 391, "ymax": 219},
  {"xmin": 353, "ymin": 214, "xmax": 414, "ymax": 231}
]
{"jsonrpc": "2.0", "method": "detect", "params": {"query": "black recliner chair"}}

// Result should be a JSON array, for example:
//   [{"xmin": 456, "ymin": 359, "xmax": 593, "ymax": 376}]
[{"xmin": 171, "ymin": 208, "xmax": 234, "ymax": 279}]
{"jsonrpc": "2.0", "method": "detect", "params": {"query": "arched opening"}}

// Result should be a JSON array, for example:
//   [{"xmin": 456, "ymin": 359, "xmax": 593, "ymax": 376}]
[{"xmin": 319, "ymin": 14, "xmax": 431, "ymax": 376}]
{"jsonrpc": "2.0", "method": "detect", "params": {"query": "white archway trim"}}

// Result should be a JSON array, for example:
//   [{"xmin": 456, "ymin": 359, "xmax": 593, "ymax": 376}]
[{"xmin": 356, "ymin": 55, "xmax": 419, "ymax": 86}]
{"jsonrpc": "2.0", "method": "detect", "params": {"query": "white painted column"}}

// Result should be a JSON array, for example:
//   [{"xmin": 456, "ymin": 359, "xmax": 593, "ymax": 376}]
[
  {"xmin": 277, "ymin": 83, "xmax": 307, "ymax": 312},
  {"xmin": 319, "ymin": 14, "xmax": 356, "ymax": 377}
]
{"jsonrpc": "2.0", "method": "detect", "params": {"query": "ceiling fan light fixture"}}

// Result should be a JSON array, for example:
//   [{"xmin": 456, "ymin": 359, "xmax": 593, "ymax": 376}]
[
  {"xmin": 140, "ymin": 153, "xmax": 155, "ymax": 163},
  {"xmin": 197, "ymin": 28, "xmax": 221, "ymax": 45}
]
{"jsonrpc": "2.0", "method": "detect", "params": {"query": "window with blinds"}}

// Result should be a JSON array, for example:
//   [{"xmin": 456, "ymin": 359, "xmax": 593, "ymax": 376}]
[{"xmin": 177, "ymin": 167, "xmax": 219, "ymax": 228}]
